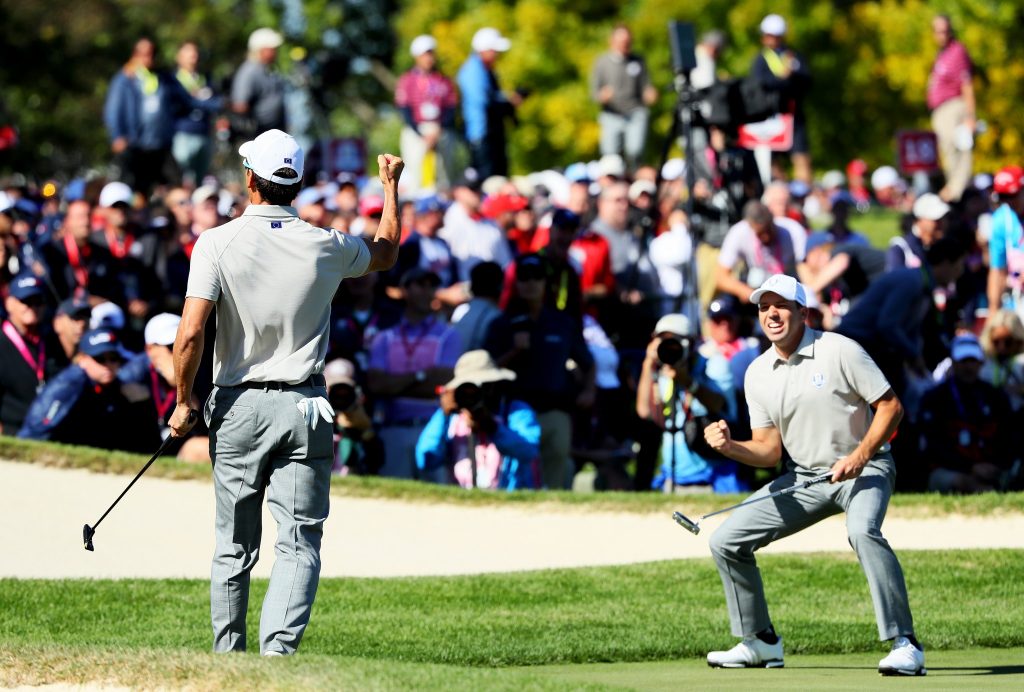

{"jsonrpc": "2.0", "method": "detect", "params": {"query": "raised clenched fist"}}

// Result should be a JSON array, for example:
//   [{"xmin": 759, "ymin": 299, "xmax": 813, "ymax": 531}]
[
  {"xmin": 377, "ymin": 154, "xmax": 405, "ymax": 187},
  {"xmin": 704, "ymin": 419, "xmax": 732, "ymax": 452}
]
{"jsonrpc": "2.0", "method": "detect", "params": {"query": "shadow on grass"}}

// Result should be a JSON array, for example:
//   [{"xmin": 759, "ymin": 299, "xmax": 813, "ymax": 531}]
[{"xmin": 927, "ymin": 666, "xmax": 1024, "ymax": 676}]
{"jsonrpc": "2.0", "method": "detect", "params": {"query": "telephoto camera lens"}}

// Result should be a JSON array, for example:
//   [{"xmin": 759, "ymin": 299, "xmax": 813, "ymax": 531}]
[
  {"xmin": 329, "ymin": 384, "xmax": 357, "ymax": 412},
  {"xmin": 454, "ymin": 383, "xmax": 483, "ymax": 411},
  {"xmin": 657, "ymin": 337, "xmax": 687, "ymax": 366}
]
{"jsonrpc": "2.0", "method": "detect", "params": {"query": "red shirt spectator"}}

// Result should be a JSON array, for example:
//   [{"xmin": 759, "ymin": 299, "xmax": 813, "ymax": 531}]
[{"xmin": 927, "ymin": 38, "xmax": 971, "ymax": 110}]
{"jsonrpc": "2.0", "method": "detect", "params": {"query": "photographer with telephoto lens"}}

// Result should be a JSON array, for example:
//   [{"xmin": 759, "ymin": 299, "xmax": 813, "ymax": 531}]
[
  {"xmin": 416, "ymin": 349, "xmax": 540, "ymax": 490},
  {"xmin": 635, "ymin": 313, "xmax": 745, "ymax": 492},
  {"xmin": 324, "ymin": 358, "xmax": 382, "ymax": 476}
]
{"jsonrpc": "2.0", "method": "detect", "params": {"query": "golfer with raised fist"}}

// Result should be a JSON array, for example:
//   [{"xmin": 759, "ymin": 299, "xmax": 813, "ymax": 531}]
[
  {"xmin": 168, "ymin": 129, "xmax": 403, "ymax": 656},
  {"xmin": 701, "ymin": 273, "xmax": 926, "ymax": 676}
]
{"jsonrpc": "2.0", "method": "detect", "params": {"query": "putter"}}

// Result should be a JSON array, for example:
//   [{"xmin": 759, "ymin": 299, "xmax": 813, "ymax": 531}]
[
  {"xmin": 83, "ymin": 411, "xmax": 195, "ymax": 551},
  {"xmin": 672, "ymin": 472, "xmax": 833, "ymax": 535}
]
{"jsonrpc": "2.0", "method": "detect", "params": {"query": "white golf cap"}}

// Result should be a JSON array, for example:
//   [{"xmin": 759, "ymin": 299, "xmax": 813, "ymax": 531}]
[
  {"xmin": 749, "ymin": 274, "xmax": 808, "ymax": 307},
  {"xmin": 760, "ymin": 14, "xmax": 787, "ymax": 36},
  {"xmin": 191, "ymin": 184, "xmax": 219, "ymax": 205},
  {"xmin": 661, "ymin": 157, "xmax": 686, "ymax": 181},
  {"xmin": 410, "ymin": 34, "xmax": 437, "ymax": 57},
  {"xmin": 654, "ymin": 313, "xmax": 695, "ymax": 337},
  {"xmin": 472, "ymin": 27, "xmax": 511, "ymax": 53},
  {"xmin": 951, "ymin": 334, "xmax": 985, "ymax": 362},
  {"xmin": 239, "ymin": 129, "xmax": 304, "ymax": 185},
  {"xmin": 98, "ymin": 181, "xmax": 133, "ymax": 208},
  {"xmin": 0, "ymin": 191, "xmax": 13, "ymax": 214},
  {"xmin": 324, "ymin": 358, "xmax": 357, "ymax": 388},
  {"xmin": 89, "ymin": 301, "xmax": 126, "ymax": 330},
  {"xmin": 912, "ymin": 193, "xmax": 950, "ymax": 221},
  {"xmin": 628, "ymin": 179, "xmax": 657, "ymax": 201},
  {"xmin": 597, "ymin": 154, "xmax": 626, "ymax": 179},
  {"xmin": 248, "ymin": 28, "xmax": 283, "ymax": 52},
  {"xmin": 820, "ymin": 169, "xmax": 846, "ymax": 190},
  {"xmin": 870, "ymin": 165, "xmax": 900, "ymax": 190},
  {"xmin": 144, "ymin": 312, "xmax": 181, "ymax": 347}
]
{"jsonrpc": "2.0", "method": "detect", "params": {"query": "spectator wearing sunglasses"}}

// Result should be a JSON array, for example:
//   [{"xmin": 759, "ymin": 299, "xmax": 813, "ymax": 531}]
[
  {"xmin": 1, "ymin": 274, "xmax": 52, "ymax": 435},
  {"xmin": 18, "ymin": 328, "xmax": 162, "ymax": 452},
  {"xmin": 980, "ymin": 308, "xmax": 1024, "ymax": 411}
]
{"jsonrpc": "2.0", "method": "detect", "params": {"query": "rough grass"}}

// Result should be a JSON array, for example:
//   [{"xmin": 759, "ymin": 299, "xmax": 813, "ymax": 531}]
[{"xmin": 4, "ymin": 436, "xmax": 1024, "ymax": 517}]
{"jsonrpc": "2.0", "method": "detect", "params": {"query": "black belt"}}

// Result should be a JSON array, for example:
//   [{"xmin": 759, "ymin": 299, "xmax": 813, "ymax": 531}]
[{"xmin": 229, "ymin": 374, "xmax": 326, "ymax": 391}]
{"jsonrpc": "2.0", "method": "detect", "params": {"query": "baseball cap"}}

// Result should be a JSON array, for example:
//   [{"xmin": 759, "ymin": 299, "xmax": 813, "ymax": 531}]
[
  {"xmin": 597, "ymin": 154, "xmax": 626, "ymax": 179},
  {"xmin": 707, "ymin": 294, "xmax": 740, "ymax": 319},
  {"xmin": 951, "ymin": 334, "xmax": 985, "ymax": 363},
  {"xmin": 79, "ymin": 329, "xmax": 122, "ymax": 359},
  {"xmin": 414, "ymin": 194, "xmax": 446, "ymax": 215},
  {"xmin": 973, "ymin": 173, "xmax": 993, "ymax": 191},
  {"xmin": 324, "ymin": 358, "xmax": 358, "ymax": 388},
  {"xmin": 654, "ymin": 313, "xmax": 695, "ymax": 337},
  {"xmin": 454, "ymin": 168, "xmax": 483, "ymax": 192},
  {"xmin": 993, "ymin": 166, "xmax": 1024, "ymax": 195},
  {"xmin": 98, "ymin": 181, "xmax": 133, "ymax": 208},
  {"xmin": 248, "ymin": 28, "xmax": 283, "ymax": 52},
  {"xmin": 629, "ymin": 179, "xmax": 657, "ymax": 201},
  {"xmin": 661, "ymin": 158, "xmax": 686, "ymax": 182},
  {"xmin": 564, "ymin": 162, "xmax": 591, "ymax": 183},
  {"xmin": 749, "ymin": 274, "xmax": 808, "ymax": 306},
  {"xmin": 760, "ymin": 14, "xmax": 787, "ymax": 36},
  {"xmin": 144, "ymin": 313, "xmax": 181, "ymax": 347},
  {"xmin": 191, "ymin": 184, "xmax": 219, "ymax": 205},
  {"xmin": 238, "ymin": 129, "xmax": 304, "ymax": 185},
  {"xmin": 550, "ymin": 208, "xmax": 581, "ymax": 231},
  {"xmin": 870, "ymin": 165, "xmax": 900, "ymax": 190},
  {"xmin": 8, "ymin": 273, "xmax": 45, "ymax": 301},
  {"xmin": 471, "ymin": 27, "xmax": 511, "ymax": 53},
  {"xmin": 0, "ymin": 191, "xmax": 13, "ymax": 214},
  {"xmin": 805, "ymin": 232, "xmax": 834, "ymax": 254},
  {"xmin": 400, "ymin": 266, "xmax": 442, "ymax": 287},
  {"xmin": 89, "ymin": 301, "xmax": 125, "ymax": 331},
  {"xmin": 358, "ymin": 194, "xmax": 385, "ymax": 217},
  {"xmin": 410, "ymin": 35, "xmax": 437, "ymax": 57},
  {"xmin": 829, "ymin": 190, "xmax": 856, "ymax": 207},
  {"xmin": 789, "ymin": 180, "xmax": 811, "ymax": 198},
  {"xmin": 482, "ymin": 175, "xmax": 510, "ymax": 197},
  {"xmin": 445, "ymin": 349, "xmax": 516, "ymax": 390},
  {"xmin": 912, "ymin": 193, "xmax": 951, "ymax": 221},
  {"xmin": 821, "ymin": 170, "xmax": 846, "ymax": 190},
  {"xmin": 56, "ymin": 295, "xmax": 91, "ymax": 319},
  {"xmin": 481, "ymin": 193, "xmax": 528, "ymax": 219}
]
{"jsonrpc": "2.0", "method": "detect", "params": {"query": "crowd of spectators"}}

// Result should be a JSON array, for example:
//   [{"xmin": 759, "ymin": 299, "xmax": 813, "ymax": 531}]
[{"xmin": 1, "ymin": 16, "xmax": 1021, "ymax": 496}]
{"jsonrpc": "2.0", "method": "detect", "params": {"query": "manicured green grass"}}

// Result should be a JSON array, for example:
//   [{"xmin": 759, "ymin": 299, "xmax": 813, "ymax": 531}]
[
  {"xmin": 5, "ymin": 436, "xmax": 1024, "ymax": 517},
  {"xmin": 1, "ymin": 550, "xmax": 1022, "ymax": 688}
]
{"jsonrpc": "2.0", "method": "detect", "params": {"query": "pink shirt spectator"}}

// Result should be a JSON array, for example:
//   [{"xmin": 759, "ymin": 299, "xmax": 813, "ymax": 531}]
[
  {"xmin": 394, "ymin": 69, "xmax": 458, "ymax": 126},
  {"xmin": 927, "ymin": 39, "xmax": 972, "ymax": 110}
]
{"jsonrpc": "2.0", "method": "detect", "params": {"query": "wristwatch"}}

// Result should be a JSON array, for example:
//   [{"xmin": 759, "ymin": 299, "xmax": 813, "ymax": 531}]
[{"xmin": 415, "ymin": 370, "xmax": 427, "ymax": 383}]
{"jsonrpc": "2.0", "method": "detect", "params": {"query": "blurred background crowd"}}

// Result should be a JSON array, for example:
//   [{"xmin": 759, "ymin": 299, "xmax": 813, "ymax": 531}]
[{"xmin": 2, "ymin": 6, "xmax": 1023, "ymax": 496}]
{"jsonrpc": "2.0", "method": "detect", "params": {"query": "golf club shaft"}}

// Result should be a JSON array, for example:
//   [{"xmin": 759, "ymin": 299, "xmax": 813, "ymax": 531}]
[
  {"xmin": 700, "ymin": 472, "xmax": 832, "ymax": 521},
  {"xmin": 88, "ymin": 435, "xmax": 175, "ymax": 532}
]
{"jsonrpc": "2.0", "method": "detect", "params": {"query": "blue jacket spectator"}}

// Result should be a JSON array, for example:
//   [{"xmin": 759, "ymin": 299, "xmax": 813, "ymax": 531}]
[
  {"xmin": 457, "ymin": 28, "xmax": 515, "ymax": 178},
  {"xmin": 416, "ymin": 350, "xmax": 540, "ymax": 489}
]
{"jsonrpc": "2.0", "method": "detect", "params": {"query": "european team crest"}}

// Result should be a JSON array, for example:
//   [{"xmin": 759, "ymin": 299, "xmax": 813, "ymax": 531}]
[{"xmin": 811, "ymin": 373, "xmax": 826, "ymax": 389}]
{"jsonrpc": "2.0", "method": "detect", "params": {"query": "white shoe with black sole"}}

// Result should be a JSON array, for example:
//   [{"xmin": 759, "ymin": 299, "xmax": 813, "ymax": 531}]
[
  {"xmin": 878, "ymin": 636, "xmax": 926, "ymax": 676},
  {"xmin": 707, "ymin": 636, "xmax": 784, "ymax": 668}
]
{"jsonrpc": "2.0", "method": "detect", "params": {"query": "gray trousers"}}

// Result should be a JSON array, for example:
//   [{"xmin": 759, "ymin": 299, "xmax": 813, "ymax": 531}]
[
  {"xmin": 206, "ymin": 384, "xmax": 334, "ymax": 654},
  {"xmin": 708, "ymin": 460, "xmax": 915, "ymax": 641}
]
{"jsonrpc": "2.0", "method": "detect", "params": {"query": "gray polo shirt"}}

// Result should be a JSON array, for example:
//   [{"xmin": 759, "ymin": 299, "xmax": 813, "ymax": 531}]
[
  {"xmin": 591, "ymin": 51, "xmax": 651, "ymax": 116},
  {"xmin": 186, "ymin": 205, "xmax": 370, "ymax": 386},
  {"xmin": 744, "ymin": 328, "xmax": 892, "ymax": 471}
]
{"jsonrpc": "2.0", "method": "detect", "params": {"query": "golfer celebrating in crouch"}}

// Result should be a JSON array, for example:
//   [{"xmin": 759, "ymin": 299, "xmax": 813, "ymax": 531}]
[
  {"xmin": 168, "ymin": 129, "xmax": 403, "ymax": 655},
  {"xmin": 703, "ymin": 274, "xmax": 926, "ymax": 676}
]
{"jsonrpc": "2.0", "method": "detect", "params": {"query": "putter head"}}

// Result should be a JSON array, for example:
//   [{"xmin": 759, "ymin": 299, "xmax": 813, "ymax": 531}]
[
  {"xmin": 672, "ymin": 511, "xmax": 701, "ymax": 535},
  {"xmin": 83, "ymin": 524, "xmax": 95, "ymax": 552}
]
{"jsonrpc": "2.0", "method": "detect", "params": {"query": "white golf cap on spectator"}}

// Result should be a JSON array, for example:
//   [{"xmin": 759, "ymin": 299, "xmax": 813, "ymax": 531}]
[
  {"xmin": 324, "ymin": 358, "xmax": 357, "ymax": 388},
  {"xmin": 191, "ymin": 184, "xmax": 219, "ymax": 205},
  {"xmin": 912, "ymin": 193, "xmax": 950, "ymax": 221},
  {"xmin": 628, "ymin": 179, "xmax": 657, "ymax": 201},
  {"xmin": 820, "ymin": 170, "xmax": 846, "ymax": 190},
  {"xmin": 951, "ymin": 334, "xmax": 985, "ymax": 362},
  {"xmin": 472, "ymin": 27, "xmax": 511, "ymax": 53},
  {"xmin": 144, "ymin": 313, "xmax": 181, "ymax": 346},
  {"xmin": 410, "ymin": 35, "xmax": 437, "ymax": 57},
  {"xmin": 870, "ymin": 165, "xmax": 900, "ymax": 190},
  {"xmin": 0, "ymin": 191, "xmax": 13, "ymax": 214},
  {"xmin": 654, "ymin": 313, "xmax": 695, "ymax": 337},
  {"xmin": 98, "ymin": 181, "xmax": 133, "ymax": 208},
  {"xmin": 248, "ymin": 28, "xmax": 283, "ymax": 52},
  {"xmin": 760, "ymin": 14, "xmax": 787, "ymax": 36},
  {"xmin": 661, "ymin": 157, "xmax": 686, "ymax": 181},
  {"xmin": 597, "ymin": 154, "xmax": 626, "ymax": 179},
  {"xmin": 89, "ymin": 301, "xmax": 126, "ymax": 330},
  {"xmin": 238, "ymin": 129, "xmax": 304, "ymax": 185},
  {"xmin": 749, "ymin": 274, "xmax": 808, "ymax": 306},
  {"xmin": 482, "ymin": 175, "xmax": 509, "ymax": 197}
]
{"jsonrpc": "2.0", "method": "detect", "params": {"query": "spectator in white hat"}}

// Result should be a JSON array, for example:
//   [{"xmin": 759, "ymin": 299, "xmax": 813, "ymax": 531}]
[
  {"xmin": 231, "ymin": 28, "xmax": 286, "ymax": 140},
  {"xmin": 591, "ymin": 24, "xmax": 658, "ymax": 173},
  {"xmin": 750, "ymin": 14, "xmax": 812, "ymax": 183},
  {"xmin": 886, "ymin": 192, "xmax": 949, "ymax": 271},
  {"xmin": 458, "ymin": 27, "xmax": 517, "ymax": 179},
  {"xmin": 395, "ymin": 35, "xmax": 459, "ymax": 194}
]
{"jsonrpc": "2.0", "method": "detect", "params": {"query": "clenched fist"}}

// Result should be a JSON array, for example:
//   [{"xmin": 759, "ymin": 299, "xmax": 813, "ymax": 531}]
[
  {"xmin": 704, "ymin": 419, "xmax": 732, "ymax": 453},
  {"xmin": 377, "ymin": 154, "xmax": 404, "ymax": 188}
]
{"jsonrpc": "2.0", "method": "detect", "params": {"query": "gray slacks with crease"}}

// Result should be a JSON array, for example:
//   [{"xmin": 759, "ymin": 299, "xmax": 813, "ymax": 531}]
[
  {"xmin": 708, "ymin": 459, "xmax": 915, "ymax": 641},
  {"xmin": 206, "ymin": 384, "xmax": 334, "ymax": 654}
]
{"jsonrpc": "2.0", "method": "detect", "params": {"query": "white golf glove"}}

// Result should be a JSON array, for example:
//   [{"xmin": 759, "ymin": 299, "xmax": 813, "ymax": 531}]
[{"xmin": 296, "ymin": 396, "xmax": 335, "ymax": 430}]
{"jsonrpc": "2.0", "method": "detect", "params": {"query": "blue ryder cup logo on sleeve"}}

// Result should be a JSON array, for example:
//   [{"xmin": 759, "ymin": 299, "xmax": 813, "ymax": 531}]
[
  {"xmin": 811, "ymin": 373, "xmax": 826, "ymax": 389},
  {"xmin": 284, "ymin": 158, "xmax": 292, "ymax": 164},
  {"xmin": 271, "ymin": 221, "xmax": 282, "ymax": 229}
]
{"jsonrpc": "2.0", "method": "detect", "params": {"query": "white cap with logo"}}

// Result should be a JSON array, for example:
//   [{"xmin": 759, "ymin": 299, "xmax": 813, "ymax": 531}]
[
  {"xmin": 144, "ymin": 313, "xmax": 181, "ymax": 347},
  {"xmin": 239, "ymin": 129, "xmax": 304, "ymax": 185},
  {"xmin": 410, "ymin": 35, "xmax": 438, "ymax": 57},
  {"xmin": 654, "ymin": 313, "xmax": 695, "ymax": 337},
  {"xmin": 749, "ymin": 274, "xmax": 808, "ymax": 306},
  {"xmin": 99, "ymin": 181, "xmax": 134, "ymax": 208},
  {"xmin": 472, "ymin": 27, "xmax": 511, "ymax": 53},
  {"xmin": 760, "ymin": 14, "xmax": 787, "ymax": 36},
  {"xmin": 912, "ymin": 193, "xmax": 951, "ymax": 221}
]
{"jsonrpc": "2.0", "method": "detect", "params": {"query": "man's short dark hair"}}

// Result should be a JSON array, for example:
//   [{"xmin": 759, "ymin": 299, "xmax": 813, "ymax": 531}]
[
  {"xmin": 253, "ymin": 168, "xmax": 302, "ymax": 205},
  {"xmin": 926, "ymin": 236, "xmax": 966, "ymax": 266},
  {"xmin": 469, "ymin": 261, "xmax": 504, "ymax": 301}
]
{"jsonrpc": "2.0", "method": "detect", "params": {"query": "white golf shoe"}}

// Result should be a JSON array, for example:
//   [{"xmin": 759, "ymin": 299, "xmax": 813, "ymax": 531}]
[
  {"xmin": 878, "ymin": 636, "xmax": 926, "ymax": 676},
  {"xmin": 707, "ymin": 636, "xmax": 784, "ymax": 668}
]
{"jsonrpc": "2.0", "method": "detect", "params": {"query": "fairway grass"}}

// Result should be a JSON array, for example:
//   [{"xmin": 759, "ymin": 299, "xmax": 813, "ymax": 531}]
[{"xmin": 2, "ymin": 550, "xmax": 1022, "ymax": 689}]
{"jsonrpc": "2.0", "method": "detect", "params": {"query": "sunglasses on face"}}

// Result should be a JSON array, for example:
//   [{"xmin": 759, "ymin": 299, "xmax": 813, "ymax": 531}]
[
  {"xmin": 21, "ymin": 298, "xmax": 46, "ymax": 309},
  {"xmin": 992, "ymin": 337, "xmax": 1020, "ymax": 347},
  {"xmin": 94, "ymin": 354, "xmax": 123, "ymax": 366},
  {"xmin": 516, "ymin": 268, "xmax": 545, "ymax": 282}
]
